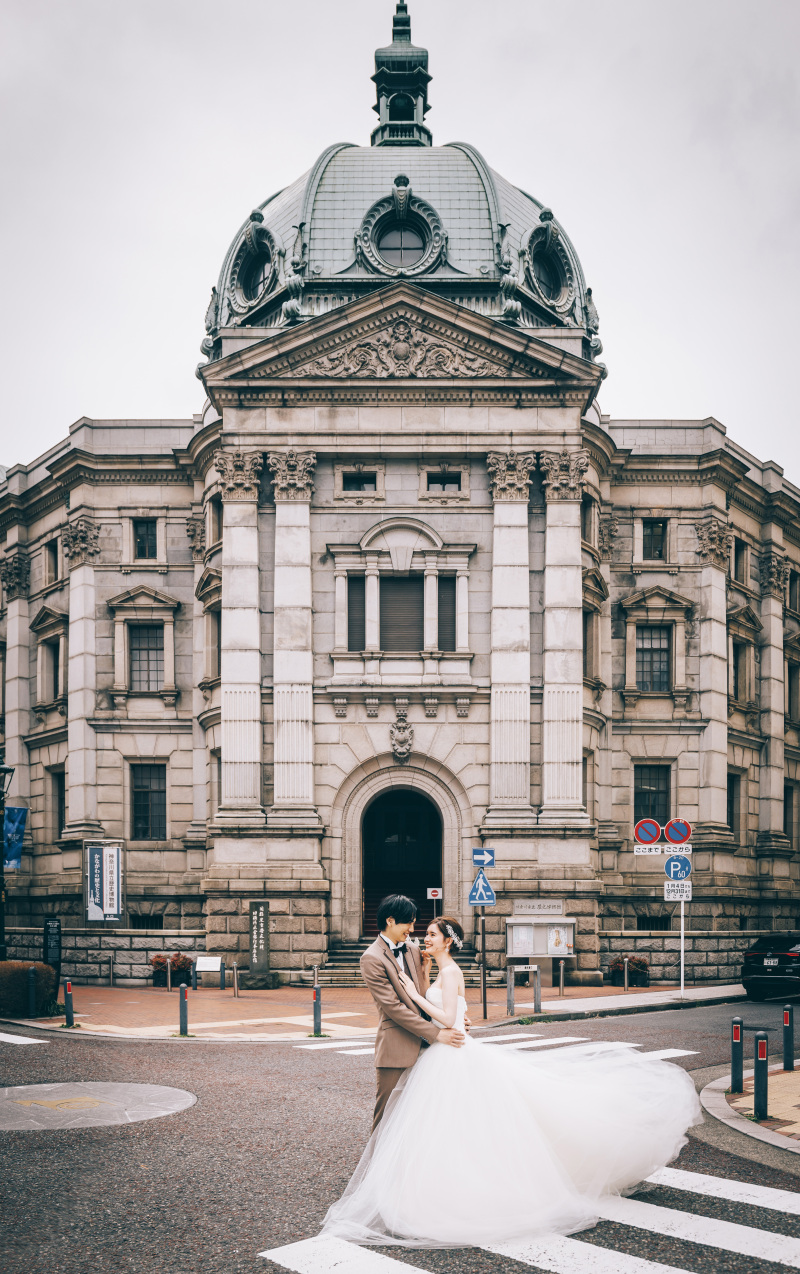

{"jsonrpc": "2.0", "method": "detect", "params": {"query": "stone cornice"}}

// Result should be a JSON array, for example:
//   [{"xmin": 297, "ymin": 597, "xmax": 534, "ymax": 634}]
[{"xmin": 47, "ymin": 447, "xmax": 193, "ymax": 491}]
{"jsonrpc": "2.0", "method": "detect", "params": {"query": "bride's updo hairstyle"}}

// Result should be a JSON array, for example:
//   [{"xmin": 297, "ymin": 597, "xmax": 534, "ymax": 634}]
[{"xmin": 430, "ymin": 916, "xmax": 464, "ymax": 952}]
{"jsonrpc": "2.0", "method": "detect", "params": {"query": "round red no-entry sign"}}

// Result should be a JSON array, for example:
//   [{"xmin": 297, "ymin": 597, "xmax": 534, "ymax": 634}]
[
  {"xmin": 634, "ymin": 818, "xmax": 661, "ymax": 845},
  {"xmin": 664, "ymin": 818, "xmax": 692, "ymax": 845}
]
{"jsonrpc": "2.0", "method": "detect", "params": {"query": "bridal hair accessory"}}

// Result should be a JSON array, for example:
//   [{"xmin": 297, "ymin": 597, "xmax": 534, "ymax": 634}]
[{"xmin": 445, "ymin": 923, "xmax": 463, "ymax": 949}]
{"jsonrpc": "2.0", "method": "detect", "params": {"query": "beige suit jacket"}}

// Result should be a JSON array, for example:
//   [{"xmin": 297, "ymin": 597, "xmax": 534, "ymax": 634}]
[{"xmin": 361, "ymin": 936, "xmax": 441, "ymax": 1069}]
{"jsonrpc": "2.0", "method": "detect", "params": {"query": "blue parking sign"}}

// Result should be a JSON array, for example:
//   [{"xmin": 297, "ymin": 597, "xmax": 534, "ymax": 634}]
[{"xmin": 664, "ymin": 855, "xmax": 692, "ymax": 881}]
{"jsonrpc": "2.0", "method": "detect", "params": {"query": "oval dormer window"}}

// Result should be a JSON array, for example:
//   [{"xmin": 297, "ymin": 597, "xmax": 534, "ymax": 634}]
[
  {"xmin": 377, "ymin": 224, "xmax": 425, "ymax": 268},
  {"xmin": 243, "ymin": 249, "xmax": 273, "ymax": 301},
  {"xmin": 531, "ymin": 251, "xmax": 562, "ymax": 302}
]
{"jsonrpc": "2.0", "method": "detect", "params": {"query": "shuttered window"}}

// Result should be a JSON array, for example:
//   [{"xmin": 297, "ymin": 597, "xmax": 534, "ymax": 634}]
[
  {"xmin": 437, "ymin": 576, "xmax": 456, "ymax": 651},
  {"xmin": 347, "ymin": 576, "xmax": 366, "ymax": 651},
  {"xmin": 380, "ymin": 576, "xmax": 424, "ymax": 651}
]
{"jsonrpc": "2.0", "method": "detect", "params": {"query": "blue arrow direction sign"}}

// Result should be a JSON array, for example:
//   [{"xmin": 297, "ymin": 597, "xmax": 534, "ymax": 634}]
[
  {"xmin": 664, "ymin": 854, "xmax": 692, "ymax": 882},
  {"xmin": 468, "ymin": 870, "xmax": 497, "ymax": 906},
  {"xmin": 472, "ymin": 848, "xmax": 495, "ymax": 868}
]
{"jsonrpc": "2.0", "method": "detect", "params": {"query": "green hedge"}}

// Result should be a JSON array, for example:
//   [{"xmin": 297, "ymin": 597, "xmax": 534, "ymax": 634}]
[{"xmin": 0, "ymin": 961, "xmax": 57, "ymax": 1015}]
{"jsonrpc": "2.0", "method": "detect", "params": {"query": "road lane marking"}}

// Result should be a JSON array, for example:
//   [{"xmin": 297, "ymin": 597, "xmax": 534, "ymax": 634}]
[
  {"xmin": 503, "ymin": 1036, "xmax": 590, "ymax": 1050},
  {"xmin": 595, "ymin": 1195, "xmax": 800, "ymax": 1265},
  {"xmin": 488, "ymin": 1234, "xmax": 692, "ymax": 1273},
  {"xmin": 634, "ymin": 1049, "xmax": 699, "ymax": 1061},
  {"xmin": 337, "ymin": 1047, "xmax": 375, "ymax": 1055},
  {"xmin": 296, "ymin": 1040, "xmax": 375, "ymax": 1051},
  {"xmin": 261, "ymin": 1237, "xmax": 411, "ymax": 1271},
  {"xmin": 475, "ymin": 1033, "xmax": 540, "ymax": 1044},
  {"xmin": 645, "ymin": 1166, "xmax": 800, "ymax": 1215},
  {"xmin": 0, "ymin": 1032, "xmax": 48, "ymax": 1045}
]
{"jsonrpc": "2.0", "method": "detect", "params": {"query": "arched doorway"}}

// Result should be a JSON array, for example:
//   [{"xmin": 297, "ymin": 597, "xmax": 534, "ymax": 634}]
[{"xmin": 362, "ymin": 789, "xmax": 442, "ymax": 937}]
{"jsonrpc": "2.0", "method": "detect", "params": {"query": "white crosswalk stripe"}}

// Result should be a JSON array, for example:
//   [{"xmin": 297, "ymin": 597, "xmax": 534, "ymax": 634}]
[
  {"xmin": 260, "ymin": 1168, "xmax": 800, "ymax": 1272},
  {"xmin": 634, "ymin": 1049, "xmax": 698, "ymax": 1061},
  {"xmin": 297, "ymin": 1040, "xmax": 376, "ymax": 1051},
  {"xmin": 500, "ymin": 1036, "xmax": 590, "ymax": 1050},
  {"xmin": 293, "ymin": 1034, "xmax": 699, "ymax": 1061},
  {"xmin": 0, "ymin": 1031, "xmax": 48, "ymax": 1045}
]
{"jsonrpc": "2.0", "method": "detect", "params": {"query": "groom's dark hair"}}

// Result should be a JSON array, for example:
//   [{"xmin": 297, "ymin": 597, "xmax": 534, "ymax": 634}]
[{"xmin": 377, "ymin": 894, "xmax": 417, "ymax": 930}]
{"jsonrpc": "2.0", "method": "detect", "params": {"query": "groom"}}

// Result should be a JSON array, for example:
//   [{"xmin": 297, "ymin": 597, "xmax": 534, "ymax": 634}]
[{"xmin": 360, "ymin": 893, "xmax": 466, "ymax": 1131}]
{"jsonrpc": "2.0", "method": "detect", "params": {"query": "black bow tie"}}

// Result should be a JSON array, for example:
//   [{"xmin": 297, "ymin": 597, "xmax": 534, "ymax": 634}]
[{"xmin": 394, "ymin": 944, "xmax": 407, "ymax": 956}]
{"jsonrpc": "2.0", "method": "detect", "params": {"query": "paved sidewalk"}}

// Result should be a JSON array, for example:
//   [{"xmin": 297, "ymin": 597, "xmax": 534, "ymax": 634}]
[
  {"xmin": 728, "ymin": 1068, "xmax": 800, "ymax": 1141},
  {"xmin": 3, "ymin": 978, "xmax": 746, "ymax": 1040}
]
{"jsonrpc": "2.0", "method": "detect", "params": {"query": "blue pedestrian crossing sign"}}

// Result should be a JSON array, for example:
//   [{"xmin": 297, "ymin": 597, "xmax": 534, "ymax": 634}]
[
  {"xmin": 469, "ymin": 870, "xmax": 497, "ymax": 906},
  {"xmin": 664, "ymin": 855, "xmax": 692, "ymax": 881},
  {"xmin": 472, "ymin": 847, "xmax": 495, "ymax": 868}
]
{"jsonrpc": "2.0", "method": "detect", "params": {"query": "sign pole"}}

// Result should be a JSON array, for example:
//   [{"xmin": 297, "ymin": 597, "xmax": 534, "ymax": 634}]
[
  {"xmin": 680, "ymin": 899, "xmax": 685, "ymax": 998},
  {"xmin": 480, "ymin": 906, "xmax": 487, "ymax": 1020}
]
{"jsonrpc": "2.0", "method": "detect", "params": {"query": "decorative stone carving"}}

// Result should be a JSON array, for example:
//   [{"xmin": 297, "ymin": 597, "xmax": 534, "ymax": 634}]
[
  {"xmin": 390, "ymin": 698, "xmax": 414, "ymax": 764},
  {"xmin": 267, "ymin": 449, "xmax": 316, "ymax": 502},
  {"xmin": 456, "ymin": 697, "xmax": 470, "ymax": 719},
  {"xmin": 185, "ymin": 515, "xmax": 206, "ymax": 561},
  {"xmin": 281, "ymin": 221, "xmax": 308, "ymax": 325},
  {"xmin": 584, "ymin": 287, "xmax": 600, "ymax": 335},
  {"xmin": 496, "ymin": 224, "xmax": 522, "ymax": 323},
  {"xmin": 695, "ymin": 517, "xmax": 732, "ymax": 569},
  {"xmin": 333, "ymin": 697, "xmax": 347, "ymax": 719},
  {"xmin": 228, "ymin": 210, "xmax": 278, "ymax": 316},
  {"xmin": 365, "ymin": 697, "xmax": 379, "ymax": 718},
  {"xmin": 214, "ymin": 449, "xmax": 264, "ymax": 501},
  {"xmin": 0, "ymin": 551, "xmax": 29, "ymax": 599},
  {"xmin": 356, "ymin": 178, "xmax": 447, "ymax": 278},
  {"xmin": 486, "ymin": 451, "xmax": 536, "ymax": 502},
  {"xmin": 598, "ymin": 515, "xmax": 619, "ymax": 560},
  {"xmin": 524, "ymin": 209, "xmax": 576, "ymax": 320},
  {"xmin": 424, "ymin": 696, "xmax": 439, "ymax": 718},
  {"xmin": 539, "ymin": 450, "xmax": 589, "ymax": 501},
  {"xmin": 297, "ymin": 318, "xmax": 498, "ymax": 380},
  {"xmin": 61, "ymin": 518, "xmax": 100, "ymax": 568},
  {"xmin": 760, "ymin": 551, "xmax": 789, "ymax": 599}
]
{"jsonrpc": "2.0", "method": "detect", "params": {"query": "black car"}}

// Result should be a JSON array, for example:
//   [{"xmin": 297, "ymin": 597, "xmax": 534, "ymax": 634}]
[{"xmin": 742, "ymin": 934, "xmax": 800, "ymax": 1000}]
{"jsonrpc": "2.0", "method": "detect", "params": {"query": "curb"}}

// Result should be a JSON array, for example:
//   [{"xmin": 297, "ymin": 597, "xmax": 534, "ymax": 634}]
[
  {"xmin": 494, "ymin": 990, "xmax": 748, "ymax": 1027},
  {"xmin": 700, "ymin": 1066, "xmax": 800, "ymax": 1156},
  {"xmin": 0, "ymin": 1017, "xmax": 378, "ymax": 1044}
]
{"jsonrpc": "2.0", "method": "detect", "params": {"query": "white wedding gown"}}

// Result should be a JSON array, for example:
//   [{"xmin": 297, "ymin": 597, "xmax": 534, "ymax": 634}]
[{"xmin": 320, "ymin": 985, "xmax": 701, "ymax": 1248}]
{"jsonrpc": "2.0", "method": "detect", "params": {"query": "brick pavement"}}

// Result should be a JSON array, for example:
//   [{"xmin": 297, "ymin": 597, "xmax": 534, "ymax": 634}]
[{"xmin": 728, "ymin": 1068, "xmax": 800, "ymax": 1141}]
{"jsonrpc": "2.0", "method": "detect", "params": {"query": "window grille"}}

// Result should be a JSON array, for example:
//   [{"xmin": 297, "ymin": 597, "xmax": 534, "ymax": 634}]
[
  {"xmin": 634, "ymin": 765, "xmax": 670, "ymax": 826},
  {"xmin": 130, "ymin": 626, "xmax": 164, "ymax": 692},
  {"xmin": 437, "ymin": 576, "xmax": 456, "ymax": 651},
  {"xmin": 642, "ymin": 519, "xmax": 667, "ymax": 560},
  {"xmin": 347, "ymin": 576, "xmax": 366, "ymax": 651},
  {"xmin": 131, "ymin": 764, "xmax": 167, "ymax": 840},
  {"xmin": 635, "ymin": 626, "xmax": 671, "ymax": 692},
  {"xmin": 133, "ymin": 519, "xmax": 157, "ymax": 560},
  {"xmin": 380, "ymin": 576, "xmax": 424, "ymax": 651}
]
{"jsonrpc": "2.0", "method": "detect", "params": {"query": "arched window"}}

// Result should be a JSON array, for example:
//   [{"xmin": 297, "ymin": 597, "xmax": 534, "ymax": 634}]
[
  {"xmin": 243, "ymin": 249, "xmax": 272, "ymax": 301},
  {"xmin": 377, "ymin": 223, "xmax": 425, "ymax": 267},
  {"xmin": 389, "ymin": 93, "xmax": 415, "ymax": 121}
]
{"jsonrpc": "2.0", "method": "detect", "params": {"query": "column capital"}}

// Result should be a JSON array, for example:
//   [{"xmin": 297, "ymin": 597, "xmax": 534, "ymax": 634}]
[
  {"xmin": 760, "ymin": 550, "xmax": 789, "ymax": 599},
  {"xmin": 486, "ymin": 450, "xmax": 536, "ymax": 502},
  {"xmin": 62, "ymin": 517, "xmax": 100, "ymax": 570},
  {"xmin": 539, "ymin": 449, "xmax": 589, "ymax": 501},
  {"xmin": 267, "ymin": 448, "xmax": 316, "ymax": 502},
  {"xmin": 214, "ymin": 448, "xmax": 264, "ymax": 501},
  {"xmin": 185, "ymin": 514, "xmax": 206, "ymax": 560},
  {"xmin": 694, "ymin": 516, "xmax": 732, "ymax": 568},
  {"xmin": 0, "ymin": 549, "xmax": 29, "ymax": 599}
]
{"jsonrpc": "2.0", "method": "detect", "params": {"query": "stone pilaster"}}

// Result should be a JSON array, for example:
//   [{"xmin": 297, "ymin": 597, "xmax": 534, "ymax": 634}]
[
  {"xmin": 757, "ymin": 548, "xmax": 792, "ymax": 855},
  {"xmin": 0, "ymin": 549, "xmax": 31, "ymax": 821},
  {"xmin": 266, "ymin": 449, "xmax": 321, "ymax": 832},
  {"xmin": 60, "ymin": 519, "xmax": 104, "ymax": 839},
  {"xmin": 483, "ymin": 451, "xmax": 536, "ymax": 828},
  {"xmin": 538, "ymin": 450, "xmax": 590, "ymax": 825},
  {"xmin": 214, "ymin": 449, "xmax": 266, "ymax": 829},
  {"xmin": 694, "ymin": 515, "xmax": 733, "ymax": 845},
  {"xmin": 184, "ymin": 510, "xmax": 210, "ymax": 851}
]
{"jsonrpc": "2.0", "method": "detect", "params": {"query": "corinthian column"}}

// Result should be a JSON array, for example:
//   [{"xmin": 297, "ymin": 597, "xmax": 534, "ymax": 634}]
[
  {"xmin": 483, "ymin": 451, "xmax": 537, "ymax": 829},
  {"xmin": 61, "ymin": 518, "xmax": 105, "ymax": 839},
  {"xmin": 758, "ymin": 548, "xmax": 791, "ymax": 855},
  {"xmin": 694, "ymin": 515, "xmax": 733, "ymax": 845},
  {"xmin": 266, "ymin": 449, "xmax": 321, "ymax": 831},
  {"xmin": 538, "ymin": 450, "xmax": 590, "ymax": 825},
  {"xmin": 0, "ymin": 548, "xmax": 32, "ymax": 828},
  {"xmin": 215, "ymin": 449, "xmax": 266, "ymax": 829}
]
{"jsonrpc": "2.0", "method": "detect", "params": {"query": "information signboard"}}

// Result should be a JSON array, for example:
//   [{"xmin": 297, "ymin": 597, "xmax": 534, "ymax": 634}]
[
  {"xmin": 249, "ymin": 900, "xmax": 270, "ymax": 973},
  {"xmin": 665, "ymin": 881, "xmax": 692, "ymax": 902},
  {"xmin": 43, "ymin": 917, "xmax": 61, "ymax": 982},
  {"xmin": 86, "ymin": 841, "xmax": 123, "ymax": 921}
]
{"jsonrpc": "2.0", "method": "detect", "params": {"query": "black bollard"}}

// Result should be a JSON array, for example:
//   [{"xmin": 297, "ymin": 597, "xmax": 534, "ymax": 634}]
[
  {"xmin": 27, "ymin": 966, "xmax": 37, "ymax": 1018},
  {"xmin": 754, "ymin": 1031, "xmax": 769, "ymax": 1121},
  {"xmin": 784, "ymin": 1005, "xmax": 795, "ymax": 1072},
  {"xmin": 731, "ymin": 1016, "xmax": 743, "ymax": 1094},
  {"xmin": 219, "ymin": 961, "xmax": 226, "ymax": 991},
  {"xmin": 191, "ymin": 961, "xmax": 197, "ymax": 992},
  {"xmin": 313, "ymin": 965, "xmax": 322, "ymax": 1036},
  {"xmin": 179, "ymin": 984, "xmax": 188, "ymax": 1036},
  {"xmin": 64, "ymin": 979, "xmax": 74, "ymax": 1027}
]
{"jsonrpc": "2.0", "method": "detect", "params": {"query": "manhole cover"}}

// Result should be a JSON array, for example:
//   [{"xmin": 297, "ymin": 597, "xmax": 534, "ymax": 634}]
[{"xmin": 0, "ymin": 1082, "xmax": 196, "ymax": 1130}]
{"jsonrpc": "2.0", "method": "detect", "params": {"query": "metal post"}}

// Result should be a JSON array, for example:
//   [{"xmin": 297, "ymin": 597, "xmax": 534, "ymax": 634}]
[
  {"xmin": 220, "ymin": 961, "xmax": 226, "ymax": 991},
  {"xmin": 191, "ymin": 961, "xmax": 197, "ymax": 992},
  {"xmin": 179, "ymin": 984, "xmax": 188, "ymax": 1036},
  {"xmin": 680, "ymin": 899, "xmax": 685, "ymax": 998},
  {"xmin": 623, "ymin": 956, "xmax": 629, "ymax": 992},
  {"xmin": 167, "ymin": 958, "xmax": 172, "ymax": 993},
  {"xmin": 233, "ymin": 962, "xmax": 239, "ymax": 998},
  {"xmin": 785, "ymin": 1005, "xmax": 795, "ymax": 1072},
  {"xmin": 109, "ymin": 950, "xmax": 114, "ymax": 988},
  {"xmin": 754, "ymin": 1030, "xmax": 769, "ymax": 1121},
  {"xmin": 730, "ymin": 1016, "xmax": 743, "ymax": 1094},
  {"xmin": 27, "ymin": 965, "xmax": 37, "ymax": 1017},
  {"xmin": 63, "ymin": 978, "xmax": 74, "ymax": 1028},
  {"xmin": 533, "ymin": 965, "xmax": 542, "ymax": 1015},
  {"xmin": 480, "ymin": 905, "xmax": 487, "ymax": 1021},
  {"xmin": 559, "ymin": 959, "xmax": 565, "ymax": 998},
  {"xmin": 506, "ymin": 964, "xmax": 515, "ymax": 1017},
  {"xmin": 312, "ymin": 965, "xmax": 322, "ymax": 1036}
]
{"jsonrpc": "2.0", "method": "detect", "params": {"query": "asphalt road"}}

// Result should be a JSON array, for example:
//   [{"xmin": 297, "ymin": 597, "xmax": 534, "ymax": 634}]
[{"xmin": 2, "ymin": 1000, "xmax": 800, "ymax": 1274}]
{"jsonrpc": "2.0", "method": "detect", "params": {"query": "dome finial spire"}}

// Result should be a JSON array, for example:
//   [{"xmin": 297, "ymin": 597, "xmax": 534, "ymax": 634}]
[{"xmin": 371, "ymin": 2, "xmax": 432, "ymax": 147}]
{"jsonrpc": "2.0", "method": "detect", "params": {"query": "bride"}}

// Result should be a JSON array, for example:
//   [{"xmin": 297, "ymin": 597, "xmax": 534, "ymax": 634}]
[{"xmin": 320, "ymin": 915, "xmax": 701, "ymax": 1248}]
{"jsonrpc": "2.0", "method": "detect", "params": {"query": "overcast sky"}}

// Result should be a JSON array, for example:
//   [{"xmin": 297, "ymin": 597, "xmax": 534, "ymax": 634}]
[{"xmin": 2, "ymin": 0, "xmax": 798, "ymax": 480}]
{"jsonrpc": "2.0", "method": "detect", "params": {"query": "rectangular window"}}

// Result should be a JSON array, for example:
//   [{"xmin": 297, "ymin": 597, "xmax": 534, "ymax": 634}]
[
  {"xmin": 427, "ymin": 471, "xmax": 461, "ymax": 493},
  {"xmin": 583, "ymin": 611, "xmax": 594, "ymax": 679},
  {"xmin": 733, "ymin": 537, "xmax": 748, "ymax": 583},
  {"xmin": 129, "ymin": 625, "xmax": 164, "ymax": 692},
  {"xmin": 790, "ymin": 571, "xmax": 800, "ymax": 612},
  {"xmin": 45, "ymin": 639, "xmax": 60, "ymax": 700},
  {"xmin": 380, "ymin": 575, "xmax": 424, "ymax": 651},
  {"xmin": 208, "ymin": 496, "xmax": 223, "ymax": 545},
  {"xmin": 785, "ymin": 785, "xmax": 796, "ymax": 847},
  {"xmin": 788, "ymin": 663, "xmax": 800, "ymax": 720},
  {"xmin": 635, "ymin": 626, "xmax": 671, "ymax": 692},
  {"xmin": 634, "ymin": 764, "xmax": 670, "ymax": 826},
  {"xmin": 731, "ymin": 641, "xmax": 746, "ymax": 701},
  {"xmin": 347, "ymin": 575, "xmax": 366, "ymax": 651},
  {"xmin": 52, "ymin": 770, "xmax": 66, "ymax": 840},
  {"xmin": 342, "ymin": 471, "xmax": 377, "ymax": 492},
  {"xmin": 437, "ymin": 576, "xmax": 456, "ymax": 652},
  {"xmin": 727, "ymin": 773, "xmax": 741, "ymax": 838},
  {"xmin": 637, "ymin": 915, "xmax": 671, "ymax": 931},
  {"xmin": 44, "ymin": 540, "xmax": 59, "ymax": 584},
  {"xmin": 211, "ymin": 610, "xmax": 222, "ymax": 679},
  {"xmin": 133, "ymin": 519, "xmax": 158, "ymax": 560},
  {"xmin": 581, "ymin": 495, "xmax": 595, "ymax": 544},
  {"xmin": 130, "ymin": 913, "xmax": 164, "ymax": 931},
  {"xmin": 642, "ymin": 519, "xmax": 667, "ymax": 560},
  {"xmin": 131, "ymin": 764, "xmax": 167, "ymax": 840}
]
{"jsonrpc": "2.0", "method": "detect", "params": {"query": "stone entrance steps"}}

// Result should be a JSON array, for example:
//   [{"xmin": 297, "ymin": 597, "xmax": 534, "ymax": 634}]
[{"xmin": 297, "ymin": 941, "xmax": 505, "ymax": 988}]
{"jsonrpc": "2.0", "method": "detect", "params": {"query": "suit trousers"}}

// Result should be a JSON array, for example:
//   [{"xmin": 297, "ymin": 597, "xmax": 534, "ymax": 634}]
[{"xmin": 373, "ymin": 1066, "xmax": 407, "ymax": 1132}]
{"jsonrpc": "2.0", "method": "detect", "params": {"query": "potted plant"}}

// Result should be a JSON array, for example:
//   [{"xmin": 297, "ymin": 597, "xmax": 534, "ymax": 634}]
[
  {"xmin": 608, "ymin": 955, "xmax": 650, "ymax": 987},
  {"xmin": 150, "ymin": 953, "xmax": 168, "ymax": 987},
  {"xmin": 170, "ymin": 953, "xmax": 194, "ymax": 986}
]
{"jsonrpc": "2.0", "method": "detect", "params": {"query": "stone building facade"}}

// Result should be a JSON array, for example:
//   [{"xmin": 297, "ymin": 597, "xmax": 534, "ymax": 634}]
[{"xmin": 3, "ymin": 4, "xmax": 800, "ymax": 982}]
